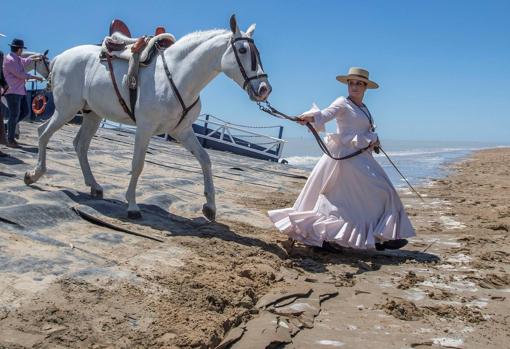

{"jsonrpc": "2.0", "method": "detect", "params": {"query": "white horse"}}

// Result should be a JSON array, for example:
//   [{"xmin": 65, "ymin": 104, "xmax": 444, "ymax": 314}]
[{"xmin": 24, "ymin": 16, "xmax": 271, "ymax": 221}]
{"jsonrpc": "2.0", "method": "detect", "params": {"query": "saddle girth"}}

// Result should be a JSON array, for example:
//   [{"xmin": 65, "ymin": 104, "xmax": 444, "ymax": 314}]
[{"xmin": 106, "ymin": 54, "xmax": 136, "ymax": 122}]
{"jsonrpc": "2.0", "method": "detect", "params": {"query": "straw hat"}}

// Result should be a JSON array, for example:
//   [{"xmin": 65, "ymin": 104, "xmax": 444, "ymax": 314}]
[{"xmin": 336, "ymin": 67, "xmax": 379, "ymax": 89}]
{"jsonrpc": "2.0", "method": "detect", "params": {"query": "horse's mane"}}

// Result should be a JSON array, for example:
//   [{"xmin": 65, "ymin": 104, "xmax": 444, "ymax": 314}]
[{"xmin": 170, "ymin": 29, "xmax": 230, "ymax": 59}]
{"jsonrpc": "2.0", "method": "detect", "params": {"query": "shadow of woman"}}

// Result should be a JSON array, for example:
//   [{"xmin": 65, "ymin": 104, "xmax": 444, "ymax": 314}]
[{"xmin": 283, "ymin": 241, "xmax": 440, "ymax": 275}]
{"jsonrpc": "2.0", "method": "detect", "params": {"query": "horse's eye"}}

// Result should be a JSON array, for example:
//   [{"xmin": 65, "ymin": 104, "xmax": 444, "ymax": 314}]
[{"xmin": 238, "ymin": 47, "xmax": 247, "ymax": 54}]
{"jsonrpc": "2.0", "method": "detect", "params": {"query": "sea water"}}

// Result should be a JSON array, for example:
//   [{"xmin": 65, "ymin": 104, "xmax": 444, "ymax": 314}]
[{"xmin": 282, "ymin": 138, "xmax": 510, "ymax": 188}]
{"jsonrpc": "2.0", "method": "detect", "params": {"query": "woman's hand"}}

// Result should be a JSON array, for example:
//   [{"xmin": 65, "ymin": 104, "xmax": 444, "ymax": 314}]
[
  {"xmin": 369, "ymin": 138, "xmax": 381, "ymax": 151},
  {"xmin": 297, "ymin": 112, "xmax": 315, "ymax": 125}
]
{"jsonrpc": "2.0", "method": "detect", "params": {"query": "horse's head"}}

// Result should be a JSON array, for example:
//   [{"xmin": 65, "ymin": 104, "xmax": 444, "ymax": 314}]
[
  {"xmin": 22, "ymin": 50, "xmax": 51, "ymax": 79},
  {"xmin": 221, "ymin": 15, "xmax": 272, "ymax": 102}
]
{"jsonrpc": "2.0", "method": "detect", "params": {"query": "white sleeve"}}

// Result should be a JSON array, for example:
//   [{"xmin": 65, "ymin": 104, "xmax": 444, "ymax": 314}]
[{"xmin": 311, "ymin": 97, "xmax": 346, "ymax": 132}]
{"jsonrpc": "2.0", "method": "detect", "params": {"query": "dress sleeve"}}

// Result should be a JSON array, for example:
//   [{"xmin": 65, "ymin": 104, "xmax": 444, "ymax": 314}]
[{"xmin": 311, "ymin": 97, "xmax": 346, "ymax": 132}]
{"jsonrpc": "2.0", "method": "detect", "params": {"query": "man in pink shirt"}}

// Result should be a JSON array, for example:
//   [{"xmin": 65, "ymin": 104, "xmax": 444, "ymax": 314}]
[
  {"xmin": 2, "ymin": 38, "xmax": 43, "ymax": 147},
  {"xmin": 1, "ymin": 49, "xmax": 8, "ymax": 151}
]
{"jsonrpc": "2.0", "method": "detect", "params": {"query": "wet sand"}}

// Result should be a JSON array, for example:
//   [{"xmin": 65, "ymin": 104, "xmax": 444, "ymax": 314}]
[{"xmin": 0, "ymin": 122, "xmax": 508, "ymax": 348}]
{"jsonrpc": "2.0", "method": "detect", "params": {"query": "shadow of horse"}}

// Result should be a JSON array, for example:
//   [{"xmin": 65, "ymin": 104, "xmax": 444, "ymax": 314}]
[
  {"xmin": 0, "ymin": 152, "xmax": 24, "ymax": 166},
  {"xmin": 60, "ymin": 189, "xmax": 439, "ymax": 275},
  {"xmin": 62, "ymin": 190, "xmax": 288, "ymax": 260}
]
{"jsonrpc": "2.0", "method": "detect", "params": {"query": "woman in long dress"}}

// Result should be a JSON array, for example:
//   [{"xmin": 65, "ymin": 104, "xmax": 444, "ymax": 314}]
[{"xmin": 268, "ymin": 67, "xmax": 415, "ymax": 251}]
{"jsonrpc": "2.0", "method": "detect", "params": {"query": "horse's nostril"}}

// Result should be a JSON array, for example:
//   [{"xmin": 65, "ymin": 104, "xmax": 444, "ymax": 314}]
[{"xmin": 258, "ymin": 84, "xmax": 268, "ymax": 97}]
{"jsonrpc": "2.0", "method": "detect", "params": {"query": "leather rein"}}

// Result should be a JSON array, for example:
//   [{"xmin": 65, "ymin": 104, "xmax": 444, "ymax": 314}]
[
  {"xmin": 256, "ymin": 100, "xmax": 370, "ymax": 161},
  {"xmin": 229, "ymin": 37, "xmax": 371, "ymax": 161},
  {"xmin": 256, "ymin": 99, "xmax": 425, "ymax": 201}
]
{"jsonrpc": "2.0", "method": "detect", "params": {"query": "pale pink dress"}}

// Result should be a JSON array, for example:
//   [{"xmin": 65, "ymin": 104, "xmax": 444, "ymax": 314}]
[{"xmin": 268, "ymin": 96, "xmax": 416, "ymax": 249}]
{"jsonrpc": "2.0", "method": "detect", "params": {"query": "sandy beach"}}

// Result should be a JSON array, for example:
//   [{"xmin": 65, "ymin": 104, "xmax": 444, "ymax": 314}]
[{"xmin": 0, "ymin": 122, "xmax": 509, "ymax": 348}]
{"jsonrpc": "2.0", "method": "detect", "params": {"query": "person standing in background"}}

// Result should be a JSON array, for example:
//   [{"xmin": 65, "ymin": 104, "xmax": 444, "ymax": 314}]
[
  {"xmin": 2, "ymin": 38, "xmax": 42, "ymax": 148},
  {"xmin": 0, "ymin": 34, "xmax": 8, "ymax": 147}
]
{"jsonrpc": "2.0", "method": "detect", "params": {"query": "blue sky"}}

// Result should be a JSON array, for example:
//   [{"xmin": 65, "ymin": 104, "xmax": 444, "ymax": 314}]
[{"xmin": 2, "ymin": 0, "xmax": 509, "ymax": 142}]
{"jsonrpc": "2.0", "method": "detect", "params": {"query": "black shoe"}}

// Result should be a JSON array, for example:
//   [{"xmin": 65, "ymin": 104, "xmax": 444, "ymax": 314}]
[
  {"xmin": 319, "ymin": 241, "xmax": 343, "ymax": 253},
  {"xmin": 6, "ymin": 140, "xmax": 20, "ymax": 148},
  {"xmin": 375, "ymin": 239, "xmax": 408, "ymax": 251}
]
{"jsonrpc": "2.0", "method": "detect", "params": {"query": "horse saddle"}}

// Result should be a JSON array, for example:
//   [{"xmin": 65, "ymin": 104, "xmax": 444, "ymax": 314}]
[
  {"xmin": 101, "ymin": 19, "xmax": 176, "ymax": 65},
  {"xmin": 100, "ymin": 19, "xmax": 176, "ymax": 122}
]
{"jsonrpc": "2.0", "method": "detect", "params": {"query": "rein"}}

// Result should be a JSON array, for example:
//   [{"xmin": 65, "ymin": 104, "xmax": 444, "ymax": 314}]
[
  {"xmin": 229, "ymin": 36, "xmax": 367, "ymax": 161},
  {"xmin": 257, "ymin": 101, "xmax": 369, "ymax": 160},
  {"xmin": 256, "ymin": 100, "xmax": 424, "ymax": 201}
]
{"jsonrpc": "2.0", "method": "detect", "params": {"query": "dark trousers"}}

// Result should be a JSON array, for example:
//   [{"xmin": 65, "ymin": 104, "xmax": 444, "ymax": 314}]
[
  {"xmin": 5, "ymin": 94, "xmax": 28, "ymax": 143},
  {"xmin": 0, "ymin": 101, "xmax": 6, "ymax": 144}
]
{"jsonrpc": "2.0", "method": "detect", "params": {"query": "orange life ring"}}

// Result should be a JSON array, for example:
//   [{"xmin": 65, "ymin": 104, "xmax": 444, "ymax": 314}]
[{"xmin": 32, "ymin": 94, "xmax": 47, "ymax": 116}]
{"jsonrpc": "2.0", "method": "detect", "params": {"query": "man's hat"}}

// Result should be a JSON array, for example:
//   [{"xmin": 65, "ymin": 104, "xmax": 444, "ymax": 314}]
[
  {"xmin": 9, "ymin": 38, "xmax": 27, "ymax": 49},
  {"xmin": 336, "ymin": 67, "xmax": 379, "ymax": 89}
]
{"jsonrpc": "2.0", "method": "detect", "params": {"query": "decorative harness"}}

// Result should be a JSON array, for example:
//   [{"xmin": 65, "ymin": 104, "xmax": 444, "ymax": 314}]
[
  {"xmin": 106, "ymin": 44, "xmax": 200, "ymax": 126},
  {"xmin": 158, "ymin": 46, "xmax": 200, "ymax": 127}
]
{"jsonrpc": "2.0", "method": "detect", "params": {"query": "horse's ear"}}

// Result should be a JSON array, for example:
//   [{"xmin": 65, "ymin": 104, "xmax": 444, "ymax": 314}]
[
  {"xmin": 245, "ymin": 23, "xmax": 256, "ymax": 38},
  {"xmin": 43, "ymin": 49, "xmax": 49, "ymax": 56},
  {"xmin": 230, "ymin": 14, "xmax": 239, "ymax": 34}
]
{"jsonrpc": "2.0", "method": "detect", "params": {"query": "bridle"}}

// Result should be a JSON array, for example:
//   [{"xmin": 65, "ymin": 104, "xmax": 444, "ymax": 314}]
[
  {"xmin": 230, "ymin": 36, "xmax": 267, "ymax": 95},
  {"xmin": 36, "ymin": 49, "xmax": 51, "ymax": 79},
  {"xmin": 41, "ymin": 50, "xmax": 51, "ymax": 77},
  {"xmin": 30, "ymin": 50, "xmax": 50, "ymax": 79}
]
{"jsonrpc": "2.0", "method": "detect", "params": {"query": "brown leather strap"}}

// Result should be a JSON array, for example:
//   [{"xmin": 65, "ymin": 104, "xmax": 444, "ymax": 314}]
[
  {"xmin": 131, "ymin": 37, "xmax": 148, "ymax": 53},
  {"xmin": 159, "ymin": 49, "xmax": 200, "ymax": 128},
  {"xmin": 257, "ymin": 101, "xmax": 369, "ymax": 161},
  {"xmin": 106, "ymin": 54, "xmax": 136, "ymax": 122}
]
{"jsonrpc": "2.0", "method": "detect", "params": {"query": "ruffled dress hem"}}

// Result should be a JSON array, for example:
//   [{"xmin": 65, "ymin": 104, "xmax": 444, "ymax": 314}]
[{"xmin": 268, "ymin": 207, "xmax": 416, "ymax": 250}]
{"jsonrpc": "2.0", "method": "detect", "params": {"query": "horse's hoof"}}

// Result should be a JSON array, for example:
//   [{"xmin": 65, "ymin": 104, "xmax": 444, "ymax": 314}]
[
  {"xmin": 202, "ymin": 204, "xmax": 216, "ymax": 222},
  {"xmin": 90, "ymin": 188, "xmax": 103, "ymax": 199},
  {"xmin": 127, "ymin": 210, "xmax": 142, "ymax": 220},
  {"xmin": 24, "ymin": 172, "xmax": 34, "ymax": 185}
]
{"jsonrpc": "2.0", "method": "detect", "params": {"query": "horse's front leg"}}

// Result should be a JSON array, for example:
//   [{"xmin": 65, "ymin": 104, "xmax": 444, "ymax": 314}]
[
  {"xmin": 126, "ymin": 125, "xmax": 154, "ymax": 219},
  {"xmin": 173, "ymin": 128, "xmax": 216, "ymax": 221}
]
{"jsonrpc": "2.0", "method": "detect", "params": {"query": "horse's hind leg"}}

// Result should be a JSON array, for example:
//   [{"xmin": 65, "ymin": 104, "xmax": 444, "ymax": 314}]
[
  {"xmin": 73, "ymin": 112, "xmax": 103, "ymax": 198},
  {"xmin": 24, "ymin": 109, "xmax": 78, "ymax": 185}
]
